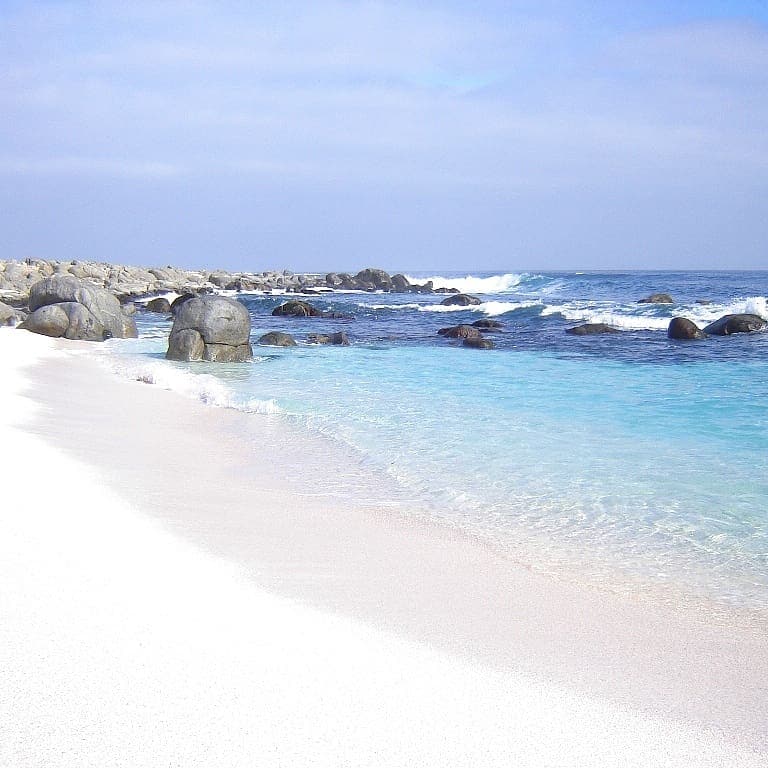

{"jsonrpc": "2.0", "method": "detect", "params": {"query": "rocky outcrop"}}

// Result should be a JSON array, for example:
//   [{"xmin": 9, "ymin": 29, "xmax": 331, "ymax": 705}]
[
  {"xmin": 702, "ymin": 314, "xmax": 767, "ymax": 336},
  {"xmin": 565, "ymin": 323, "xmax": 620, "ymax": 335},
  {"xmin": 638, "ymin": 293, "xmax": 674, "ymax": 304},
  {"xmin": 668, "ymin": 317, "xmax": 707, "ymax": 340},
  {"xmin": 440, "ymin": 294, "xmax": 481, "ymax": 307},
  {"xmin": 307, "ymin": 332, "xmax": 350, "ymax": 345},
  {"xmin": 20, "ymin": 276, "xmax": 137, "ymax": 341},
  {"xmin": 272, "ymin": 300, "xmax": 322, "ymax": 317},
  {"xmin": 462, "ymin": 336, "xmax": 495, "ymax": 349},
  {"xmin": 258, "ymin": 331, "xmax": 297, "ymax": 347},
  {"xmin": 0, "ymin": 301, "xmax": 24, "ymax": 326},
  {"xmin": 437, "ymin": 325, "xmax": 482, "ymax": 339},
  {"xmin": 354, "ymin": 268, "xmax": 393, "ymax": 292},
  {"xmin": 167, "ymin": 295, "xmax": 252, "ymax": 362}
]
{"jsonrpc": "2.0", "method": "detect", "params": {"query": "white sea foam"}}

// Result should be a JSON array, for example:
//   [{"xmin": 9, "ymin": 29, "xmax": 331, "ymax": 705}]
[
  {"xmin": 367, "ymin": 301, "xmax": 540, "ymax": 316},
  {"xmin": 103, "ymin": 357, "xmax": 281, "ymax": 414},
  {"xmin": 403, "ymin": 273, "xmax": 529, "ymax": 294}
]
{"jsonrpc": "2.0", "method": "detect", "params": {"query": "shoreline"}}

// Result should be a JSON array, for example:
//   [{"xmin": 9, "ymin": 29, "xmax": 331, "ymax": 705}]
[{"xmin": 2, "ymin": 328, "xmax": 766, "ymax": 765}]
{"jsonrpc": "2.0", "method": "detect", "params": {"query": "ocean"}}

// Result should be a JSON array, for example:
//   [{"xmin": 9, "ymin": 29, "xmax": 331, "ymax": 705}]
[{"xmin": 100, "ymin": 270, "xmax": 768, "ymax": 617}]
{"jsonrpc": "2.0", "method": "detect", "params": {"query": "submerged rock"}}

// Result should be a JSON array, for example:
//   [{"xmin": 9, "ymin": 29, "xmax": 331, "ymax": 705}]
[
  {"xmin": 21, "ymin": 275, "xmax": 137, "ymax": 341},
  {"xmin": 258, "ymin": 331, "xmax": 297, "ymax": 347},
  {"xmin": 167, "ymin": 295, "xmax": 252, "ymax": 362},
  {"xmin": 638, "ymin": 293, "xmax": 674, "ymax": 304},
  {"xmin": 462, "ymin": 336, "xmax": 495, "ymax": 349},
  {"xmin": 437, "ymin": 325, "xmax": 482, "ymax": 339},
  {"xmin": 440, "ymin": 293, "xmax": 481, "ymax": 307},
  {"xmin": 272, "ymin": 300, "xmax": 322, "ymax": 317},
  {"xmin": 307, "ymin": 331, "xmax": 350, "ymax": 345},
  {"xmin": 702, "ymin": 314, "xmax": 767, "ymax": 336},
  {"xmin": 565, "ymin": 323, "xmax": 620, "ymax": 336},
  {"xmin": 668, "ymin": 317, "xmax": 707, "ymax": 340},
  {"xmin": 472, "ymin": 319, "xmax": 504, "ymax": 331}
]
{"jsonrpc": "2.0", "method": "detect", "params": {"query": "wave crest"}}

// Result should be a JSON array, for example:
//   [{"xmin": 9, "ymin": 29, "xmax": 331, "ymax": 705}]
[{"xmin": 403, "ymin": 273, "xmax": 531, "ymax": 294}]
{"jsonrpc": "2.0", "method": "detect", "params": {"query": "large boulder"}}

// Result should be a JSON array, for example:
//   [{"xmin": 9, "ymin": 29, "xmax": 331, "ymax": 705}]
[
  {"xmin": 702, "ymin": 314, "xmax": 767, "ymax": 336},
  {"xmin": 21, "ymin": 275, "xmax": 137, "ymax": 341},
  {"xmin": 391, "ymin": 274, "xmax": 411, "ymax": 292},
  {"xmin": 638, "ymin": 293, "xmax": 674, "ymax": 304},
  {"xmin": 258, "ymin": 331, "xmax": 297, "ymax": 347},
  {"xmin": 437, "ymin": 325, "xmax": 482, "ymax": 339},
  {"xmin": 354, "ymin": 268, "xmax": 393, "ymax": 291},
  {"xmin": 440, "ymin": 294, "xmax": 481, "ymax": 307},
  {"xmin": 145, "ymin": 297, "xmax": 172, "ymax": 313},
  {"xmin": 565, "ymin": 323, "xmax": 620, "ymax": 335},
  {"xmin": 167, "ymin": 295, "xmax": 252, "ymax": 362},
  {"xmin": 0, "ymin": 301, "xmax": 23, "ymax": 326},
  {"xmin": 272, "ymin": 300, "xmax": 322, "ymax": 317},
  {"xmin": 668, "ymin": 317, "xmax": 707, "ymax": 340}
]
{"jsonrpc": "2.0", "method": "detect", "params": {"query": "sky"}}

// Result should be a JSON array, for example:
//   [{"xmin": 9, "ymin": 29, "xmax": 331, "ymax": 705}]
[{"xmin": 1, "ymin": 1, "xmax": 766, "ymax": 272}]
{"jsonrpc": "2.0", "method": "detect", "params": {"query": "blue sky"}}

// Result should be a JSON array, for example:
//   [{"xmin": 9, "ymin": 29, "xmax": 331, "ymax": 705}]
[{"xmin": 1, "ymin": 1, "xmax": 766, "ymax": 271}]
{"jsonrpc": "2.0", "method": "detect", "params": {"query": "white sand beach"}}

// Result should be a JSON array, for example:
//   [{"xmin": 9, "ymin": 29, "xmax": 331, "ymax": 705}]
[{"xmin": 1, "ymin": 327, "xmax": 766, "ymax": 768}]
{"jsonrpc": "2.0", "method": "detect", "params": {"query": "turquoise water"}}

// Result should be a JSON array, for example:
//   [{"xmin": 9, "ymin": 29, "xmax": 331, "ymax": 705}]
[{"xmin": 106, "ymin": 271, "xmax": 768, "ymax": 613}]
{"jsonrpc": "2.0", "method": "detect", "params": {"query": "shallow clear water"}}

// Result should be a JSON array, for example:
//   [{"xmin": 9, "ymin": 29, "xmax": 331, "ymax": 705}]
[{"xmin": 105, "ymin": 271, "xmax": 768, "ymax": 612}]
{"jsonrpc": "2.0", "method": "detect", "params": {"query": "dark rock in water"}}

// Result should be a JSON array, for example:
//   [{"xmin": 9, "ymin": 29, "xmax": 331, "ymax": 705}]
[
  {"xmin": 22, "ymin": 275, "xmax": 137, "ymax": 340},
  {"xmin": 638, "ymin": 293, "xmax": 674, "ymax": 304},
  {"xmin": 171, "ymin": 293, "xmax": 196, "ymax": 315},
  {"xmin": 307, "ymin": 331, "xmax": 350, "ymax": 345},
  {"xmin": 440, "ymin": 293, "xmax": 482, "ymax": 306},
  {"xmin": 258, "ymin": 331, "xmax": 296, "ymax": 347},
  {"xmin": 702, "ymin": 314, "xmax": 767, "ymax": 336},
  {"xmin": 463, "ymin": 336, "xmax": 494, "ymax": 349},
  {"xmin": 695, "ymin": 299, "xmax": 712, "ymax": 305},
  {"xmin": 167, "ymin": 295, "xmax": 252, "ymax": 362},
  {"xmin": 272, "ymin": 300, "xmax": 322, "ymax": 317},
  {"xmin": 354, "ymin": 268, "xmax": 393, "ymax": 291},
  {"xmin": 438, "ymin": 324, "xmax": 482, "ymax": 339},
  {"xmin": 565, "ymin": 323, "xmax": 620, "ymax": 335},
  {"xmin": 145, "ymin": 297, "xmax": 172, "ymax": 313},
  {"xmin": 668, "ymin": 317, "xmax": 707, "ymax": 340},
  {"xmin": 391, "ymin": 273, "xmax": 411, "ymax": 293},
  {"xmin": 472, "ymin": 319, "xmax": 504, "ymax": 330}
]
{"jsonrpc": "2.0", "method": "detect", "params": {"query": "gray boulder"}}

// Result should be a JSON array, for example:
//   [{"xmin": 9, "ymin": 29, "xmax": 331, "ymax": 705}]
[
  {"xmin": 258, "ymin": 331, "xmax": 297, "ymax": 347},
  {"xmin": 0, "ymin": 301, "xmax": 23, "ymax": 326},
  {"xmin": 702, "ymin": 314, "xmax": 767, "ymax": 336},
  {"xmin": 354, "ymin": 268, "xmax": 393, "ymax": 291},
  {"xmin": 22, "ymin": 275, "xmax": 137, "ymax": 341},
  {"xmin": 307, "ymin": 331, "xmax": 350, "ymax": 345},
  {"xmin": 437, "ymin": 325, "xmax": 482, "ymax": 339},
  {"xmin": 145, "ymin": 297, "xmax": 172, "ymax": 313},
  {"xmin": 463, "ymin": 336, "xmax": 495, "ymax": 349},
  {"xmin": 167, "ymin": 295, "xmax": 252, "ymax": 362},
  {"xmin": 638, "ymin": 293, "xmax": 674, "ymax": 304},
  {"xmin": 565, "ymin": 323, "xmax": 620, "ymax": 335},
  {"xmin": 668, "ymin": 317, "xmax": 707, "ymax": 340},
  {"xmin": 440, "ymin": 294, "xmax": 482, "ymax": 307},
  {"xmin": 272, "ymin": 300, "xmax": 322, "ymax": 317}
]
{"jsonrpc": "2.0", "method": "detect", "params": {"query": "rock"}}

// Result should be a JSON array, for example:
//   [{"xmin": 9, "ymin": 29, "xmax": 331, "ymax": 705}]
[
  {"xmin": 272, "ymin": 300, "xmax": 322, "ymax": 317},
  {"xmin": 463, "ymin": 336, "xmax": 495, "ymax": 349},
  {"xmin": 0, "ymin": 301, "xmax": 23, "ymax": 326},
  {"xmin": 167, "ymin": 295, "xmax": 252, "ymax": 362},
  {"xmin": 638, "ymin": 293, "xmax": 674, "ymax": 304},
  {"xmin": 440, "ymin": 294, "xmax": 482, "ymax": 306},
  {"xmin": 668, "ymin": 317, "xmax": 707, "ymax": 340},
  {"xmin": 391, "ymin": 274, "xmax": 411, "ymax": 292},
  {"xmin": 437, "ymin": 325, "xmax": 482, "ymax": 339},
  {"xmin": 170, "ymin": 293, "xmax": 197, "ymax": 315},
  {"xmin": 258, "ymin": 331, "xmax": 297, "ymax": 347},
  {"xmin": 565, "ymin": 323, "xmax": 620, "ymax": 335},
  {"xmin": 307, "ymin": 331, "xmax": 350, "ymax": 345},
  {"xmin": 695, "ymin": 299, "xmax": 712, "ymax": 305},
  {"xmin": 354, "ymin": 268, "xmax": 393, "ymax": 291},
  {"xmin": 145, "ymin": 297, "xmax": 172, "ymax": 313},
  {"xmin": 472, "ymin": 319, "xmax": 504, "ymax": 331},
  {"xmin": 23, "ymin": 275, "xmax": 137, "ymax": 340},
  {"xmin": 702, "ymin": 314, "xmax": 767, "ymax": 336}
]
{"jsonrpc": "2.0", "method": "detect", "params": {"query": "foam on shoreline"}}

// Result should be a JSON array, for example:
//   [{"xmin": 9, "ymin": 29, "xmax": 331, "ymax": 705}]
[{"xmin": 1, "ymin": 327, "xmax": 767, "ymax": 767}]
